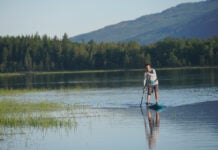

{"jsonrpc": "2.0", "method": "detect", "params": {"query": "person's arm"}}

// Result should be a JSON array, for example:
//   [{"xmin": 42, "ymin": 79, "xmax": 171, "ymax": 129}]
[
  {"xmin": 147, "ymin": 69, "xmax": 157, "ymax": 80},
  {"xmin": 144, "ymin": 72, "xmax": 147, "ymax": 88}
]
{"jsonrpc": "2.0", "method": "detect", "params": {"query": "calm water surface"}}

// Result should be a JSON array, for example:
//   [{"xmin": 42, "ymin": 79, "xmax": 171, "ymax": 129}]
[{"xmin": 0, "ymin": 68, "xmax": 218, "ymax": 150}]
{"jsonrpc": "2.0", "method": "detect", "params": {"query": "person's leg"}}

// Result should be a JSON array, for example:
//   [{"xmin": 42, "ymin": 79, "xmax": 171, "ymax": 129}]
[
  {"xmin": 155, "ymin": 92, "xmax": 158, "ymax": 103},
  {"xmin": 147, "ymin": 109, "xmax": 153, "ymax": 126},
  {"xmin": 154, "ymin": 85, "xmax": 159, "ymax": 103},
  {"xmin": 147, "ymin": 86, "xmax": 152, "ymax": 104},
  {"xmin": 155, "ymin": 112, "xmax": 160, "ymax": 126},
  {"xmin": 146, "ymin": 109, "xmax": 154, "ymax": 149},
  {"xmin": 147, "ymin": 94, "xmax": 151, "ymax": 104}
]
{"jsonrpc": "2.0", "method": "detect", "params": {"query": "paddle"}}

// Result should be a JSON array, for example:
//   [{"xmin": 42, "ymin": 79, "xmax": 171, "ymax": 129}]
[{"xmin": 140, "ymin": 89, "xmax": 145, "ymax": 107}]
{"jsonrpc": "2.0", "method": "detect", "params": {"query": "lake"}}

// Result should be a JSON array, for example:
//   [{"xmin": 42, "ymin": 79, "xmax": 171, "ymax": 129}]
[{"xmin": 0, "ymin": 68, "xmax": 218, "ymax": 150}]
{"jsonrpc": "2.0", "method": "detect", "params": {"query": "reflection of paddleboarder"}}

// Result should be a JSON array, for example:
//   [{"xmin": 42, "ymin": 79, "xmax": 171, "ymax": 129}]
[
  {"xmin": 143, "ymin": 64, "xmax": 159, "ymax": 105},
  {"xmin": 141, "ymin": 108, "xmax": 160, "ymax": 150}
]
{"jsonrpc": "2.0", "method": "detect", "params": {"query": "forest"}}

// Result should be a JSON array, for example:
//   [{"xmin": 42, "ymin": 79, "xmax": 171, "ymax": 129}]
[{"xmin": 0, "ymin": 33, "xmax": 218, "ymax": 72}]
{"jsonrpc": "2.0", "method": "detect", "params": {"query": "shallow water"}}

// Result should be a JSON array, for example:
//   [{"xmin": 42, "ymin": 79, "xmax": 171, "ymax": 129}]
[
  {"xmin": 1, "ymin": 102, "xmax": 218, "ymax": 150},
  {"xmin": 0, "ymin": 68, "xmax": 218, "ymax": 150},
  {"xmin": 1, "ymin": 68, "xmax": 218, "ymax": 107}
]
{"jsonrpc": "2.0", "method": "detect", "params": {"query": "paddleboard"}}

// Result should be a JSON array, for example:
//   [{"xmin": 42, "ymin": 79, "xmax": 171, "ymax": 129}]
[{"xmin": 147, "ymin": 103, "xmax": 166, "ymax": 111}]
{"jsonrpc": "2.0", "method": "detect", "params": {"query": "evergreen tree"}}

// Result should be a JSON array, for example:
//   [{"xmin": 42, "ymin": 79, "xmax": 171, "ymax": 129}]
[
  {"xmin": 0, "ymin": 35, "xmax": 217, "ymax": 72},
  {"xmin": 24, "ymin": 48, "xmax": 32, "ymax": 71},
  {"xmin": 0, "ymin": 47, "xmax": 9, "ymax": 72}
]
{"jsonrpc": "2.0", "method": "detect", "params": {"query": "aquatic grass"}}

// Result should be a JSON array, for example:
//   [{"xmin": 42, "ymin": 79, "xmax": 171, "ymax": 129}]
[
  {"xmin": 0, "ymin": 88, "xmax": 42, "ymax": 95},
  {"xmin": 0, "ymin": 87, "xmax": 83, "ymax": 95},
  {"xmin": 0, "ymin": 100, "xmax": 77, "ymax": 128},
  {"xmin": 0, "ymin": 72, "xmax": 24, "ymax": 77},
  {"xmin": 0, "ymin": 100, "xmax": 65, "ymax": 113},
  {"xmin": 0, "ymin": 84, "xmax": 93, "ymax": 96},
  {"xmin": 0, "ymin": 115, "xmax": 74, "ymax": 128}
]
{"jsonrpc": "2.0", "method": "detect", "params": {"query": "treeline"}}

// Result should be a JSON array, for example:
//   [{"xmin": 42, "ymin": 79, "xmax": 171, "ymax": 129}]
[{"xmin": 0, "ymin": 33, "xmax": 218, "ymax": 72}]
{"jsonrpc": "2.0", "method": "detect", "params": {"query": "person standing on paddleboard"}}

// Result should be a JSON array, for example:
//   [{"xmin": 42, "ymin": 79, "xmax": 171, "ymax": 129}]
[{"xmin": 144, "ymin": 64, "xmax": 159, "ymax": 105}]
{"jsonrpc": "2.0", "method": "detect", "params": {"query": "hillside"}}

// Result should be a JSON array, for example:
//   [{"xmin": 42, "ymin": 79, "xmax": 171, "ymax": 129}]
[{"xmin": 70, "ymin": 0, "xmax": 218, "ymax": 45}]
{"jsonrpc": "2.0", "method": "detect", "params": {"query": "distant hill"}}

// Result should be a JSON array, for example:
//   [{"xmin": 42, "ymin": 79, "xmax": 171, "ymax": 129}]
[{"xmin": 70, "ymin": 0, "xmax": 218, "ymax": 45}]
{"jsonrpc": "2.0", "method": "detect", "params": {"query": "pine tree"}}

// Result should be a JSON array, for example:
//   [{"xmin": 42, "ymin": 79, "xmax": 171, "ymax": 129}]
[{"xmin": 24, "ymin": 48, "xmax": 32, "ymax": 71}]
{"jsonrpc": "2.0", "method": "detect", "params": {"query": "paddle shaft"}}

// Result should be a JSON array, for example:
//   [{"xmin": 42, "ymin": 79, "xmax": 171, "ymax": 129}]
[{"xmin": 140, "ymin": 90, "xmax": 145, "ymax": 107}]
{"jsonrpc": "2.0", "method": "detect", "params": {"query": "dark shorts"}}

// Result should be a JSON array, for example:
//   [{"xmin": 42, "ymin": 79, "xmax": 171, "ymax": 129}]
[{"xmin": 147, "ymin": 84, "xmax": 158, "ymax": 95}]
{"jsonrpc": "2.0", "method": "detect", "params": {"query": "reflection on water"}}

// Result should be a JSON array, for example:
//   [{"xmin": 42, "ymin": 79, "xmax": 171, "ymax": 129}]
[
  {"xmin": 141, "ymin": 108, "xmax": 160, "ymax": 150},
  {"xmin": 0, "ymin": 68, "xmax": 217, "ymax": 89},
  {"xmin": 0, "ymin": 126, "xmax": 75, "ymax": 150},
  {"xmin": 0, "ymin": 68, "xmax": 218, "ymax": 109},
  {"xmin": 0, "ymin": 101, "xmax": 218, "ymax": 150},
  {"xmin": 0, "ymin": 71, "xmax": 142, "ymax": 89},
  {"xmin": 0, "ymin": 68, "xmax": 218, "ymax": 150}
]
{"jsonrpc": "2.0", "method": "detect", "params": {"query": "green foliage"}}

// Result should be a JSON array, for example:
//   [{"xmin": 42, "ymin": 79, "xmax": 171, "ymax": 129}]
[
  {"xmin": 0, "ymin": 100, "xmax": 64, "ymax": 113},
  {"xmin": 0, "ymin": 34, "xmax": 218, "ymax": 72}
]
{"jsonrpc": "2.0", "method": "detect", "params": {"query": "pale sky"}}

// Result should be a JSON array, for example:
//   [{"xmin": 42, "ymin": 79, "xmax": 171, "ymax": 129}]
[{"xmin": 0, "ymin": 0, "xmax": 203, "ymax": 38}]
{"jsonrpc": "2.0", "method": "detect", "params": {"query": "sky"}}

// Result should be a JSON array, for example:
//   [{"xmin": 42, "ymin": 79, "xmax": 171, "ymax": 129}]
[{"xmin": 0, "ymin": 0, "xmax": 203, "ymax": 38}]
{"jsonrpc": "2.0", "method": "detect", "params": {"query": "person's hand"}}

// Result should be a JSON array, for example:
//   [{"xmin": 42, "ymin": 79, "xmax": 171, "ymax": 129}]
[
  {"xmin": 143, "ymin": 87, "xmax": 146, "ymax": 92},
  {"xmin": 147, "ymin": 72, "xmax": 152, "ymax": 76}
]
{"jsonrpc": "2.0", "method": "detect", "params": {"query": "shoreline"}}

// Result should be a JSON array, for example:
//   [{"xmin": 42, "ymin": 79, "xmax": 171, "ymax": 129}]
[{"xmin": 0, "ymin": 66, "xmax": 217, "ymax": 77}]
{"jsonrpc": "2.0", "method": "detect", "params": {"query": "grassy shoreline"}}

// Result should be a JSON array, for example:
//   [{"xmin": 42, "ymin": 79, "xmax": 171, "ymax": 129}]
[
  {"xmin": 0, "ymin": 100, "xmax": 77, "ymax": 128},
  {"xmin": 0, "ymin": 87, "xmax": 84, "ymax": 95},
  {"xmin": 0, "ymin": 66, "xmax": 217, "ymax": 77}
]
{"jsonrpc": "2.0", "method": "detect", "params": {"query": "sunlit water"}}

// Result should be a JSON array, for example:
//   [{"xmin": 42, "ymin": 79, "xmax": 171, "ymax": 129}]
[{"xmin": 0, "ymin": 68, "xmax": 218, "ymax": 150}]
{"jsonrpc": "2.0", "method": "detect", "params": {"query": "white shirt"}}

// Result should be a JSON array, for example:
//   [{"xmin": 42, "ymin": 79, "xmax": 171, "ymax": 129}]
[{"xmin": 144, "ymin": 68, "xmax": 158, "ymax": 87}]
